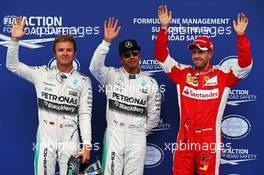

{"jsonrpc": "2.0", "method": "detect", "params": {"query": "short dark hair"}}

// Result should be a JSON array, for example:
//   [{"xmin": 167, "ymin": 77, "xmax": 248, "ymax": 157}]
[{"xmin": 53, "ymin": 35, "xmax": 77, "ymax": 53}]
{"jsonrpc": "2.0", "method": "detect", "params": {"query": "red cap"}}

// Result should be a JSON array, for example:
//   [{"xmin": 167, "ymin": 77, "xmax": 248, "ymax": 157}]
[{"xmin": 188, "ymin": 36, "xmax": 213, "ymax": 51}]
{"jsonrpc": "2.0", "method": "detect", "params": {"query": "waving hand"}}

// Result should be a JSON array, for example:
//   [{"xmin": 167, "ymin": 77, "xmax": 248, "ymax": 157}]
[
  {"xmin": 158, "ymin": 5, "xmax": 172, "ymax": 28},
  {"xmin": 233, "ymin": 13, "xmax": 248, "ymax": 35},
  {"xmin": 104, "ymin": 17, "xmax": 121, "ymax": 43},
  {"xmin": 11, "ymin": 16, "xmax": 26, "ymax": 42}
]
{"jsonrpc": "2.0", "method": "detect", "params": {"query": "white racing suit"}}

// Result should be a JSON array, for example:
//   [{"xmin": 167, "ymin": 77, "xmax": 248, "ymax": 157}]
[
  {"xmin": 89, "ymin": 40, "xmax": 161, "ymax": 175},
  {"xmin": 6, "ymin": 41, "xmax": 92, "ymax": 175}
]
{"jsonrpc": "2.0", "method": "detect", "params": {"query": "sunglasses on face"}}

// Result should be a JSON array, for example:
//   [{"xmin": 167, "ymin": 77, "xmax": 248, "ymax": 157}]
[{"xmin": 122, "ymin": 51, "xmax": 140, "ymax": 58}]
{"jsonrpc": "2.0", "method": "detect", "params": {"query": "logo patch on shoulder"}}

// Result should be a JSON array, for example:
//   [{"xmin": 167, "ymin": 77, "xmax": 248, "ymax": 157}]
[
  {"xmin": 204, "ymin": 76, "xmax": 217, "ymax": 86},
  {"xmin": 186, "ymin": 73, "xmax": 198, "ymax": 86}
]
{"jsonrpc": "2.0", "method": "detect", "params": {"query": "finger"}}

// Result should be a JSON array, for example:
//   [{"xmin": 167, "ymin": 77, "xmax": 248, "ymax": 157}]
[
  {"xmin": 162, "ymin": 4, "xmax": 166, "ymax": 14},
  {"xmin": 245, "ymin": 17, "xmax": 249, "ymax": 25},
  {"xmin": 238, "ymin": 13, "xmax": 242, "ymax": 23},
  {"xmin": 115, "ymin": 25, "xmax": 121, "ymax": 34},
  {"xmin": 21, "ymin": 17, "xmax": 26, "ymax": 28},
  {"xmin": 241, "ymin": 13, "xmax": 247, "ymax": 23},
  {"xmin": 236, "ymin": 13, "xmax": 239, "ymax": 24},
  {"xmin": 233, "ymin": 20, "xmax": 237, "ymax": 28},
  {"xmin": 13, "ymin": 17, "xmax": 18, "ymax": 26},
  {"xmin": 159, "ymin": 5, "xmax": 164, "ymax": 14},
  {"xmin": 75, "ymin": 153, "xmax": 81, "ymax": 158},
  {"xmin": 107, "ymin": 17, "xmax": 111, "ymax": 28},
  {"xmin": 82, "ymin": 157, "xmax": 89, "ymax": 164},
  {"xmin": 157, "ymin": 7, "xmax": 161, "ymax": 16},
  {"xmin": 18, "ymin": 16, "xmax": 21, "ymax": 25},
  {"xmin": 19, "ymin": 16, "xmax": 23, "ymax": 25},
  {"xmin": 158, "ymin": 5, "xmax": 163, "ymax": 12},
  {"xmin": 14, "ymin": 17, "xmax": 19, "ymax": 26},
  {"xmin": 104, "ymin": 20, "xmax": 107, "ymax": 30},
  {"xmin": 23, "ymin": 27, "xmax": 28, "ymax": 34},
  {"xmin": 164, "ymin": 5, "xmax": 168, "ymax": 15},
  {"xmin": 110, "ymin": 17, "xmax": 115, "ymax": 28},
  {"xmin": 113, "ymin": 18, "xmax": 118, "ymax": 30},
  {"xmin": 169, "ymin": 11, "xmax": 172, "ymax": 18}
]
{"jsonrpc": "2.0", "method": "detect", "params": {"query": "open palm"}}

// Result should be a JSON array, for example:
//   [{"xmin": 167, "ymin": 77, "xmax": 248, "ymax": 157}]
[
  {"xmin": 11, "ymin": 16, "xmax": 26, "ymax": 41},
  {"xmin": 104, "ymin": 17, "xmax": 121, "ymax": 43},
  {"xmin": 158, "ymin": 5, "xmax": 172, "ymax": 27},
  {"xmin": 233, "ymin": 13, "xmax": 248, "ymax": 35}
]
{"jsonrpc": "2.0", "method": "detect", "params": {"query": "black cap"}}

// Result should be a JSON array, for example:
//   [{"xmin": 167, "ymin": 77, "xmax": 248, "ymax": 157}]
[{"xmin": 119, "ymin": 39, "xmax": 141, "ymax": 56}]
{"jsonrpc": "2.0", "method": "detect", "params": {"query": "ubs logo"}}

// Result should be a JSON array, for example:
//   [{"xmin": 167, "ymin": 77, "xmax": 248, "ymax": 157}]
[
  {"xmin": 144, "ymin": 143, "xmax": 164, "ymax": 168},
  {"xmin": 222, "ymin": 114, "xmax": 251, "ymax": 140}
]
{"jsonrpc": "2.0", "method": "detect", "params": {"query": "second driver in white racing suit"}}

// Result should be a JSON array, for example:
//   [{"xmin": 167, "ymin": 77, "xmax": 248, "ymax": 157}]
[{"xmin": 89, "ymin": 17, "xmax": 161, "ymax": 175}]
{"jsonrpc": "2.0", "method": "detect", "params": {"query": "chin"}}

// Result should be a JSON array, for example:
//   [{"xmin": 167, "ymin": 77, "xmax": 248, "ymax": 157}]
[
  {"xmin": 127, "ymin": 66, "xmax": 138, "ymax": 70},
  {"xmin": 60, "ymin": 63, "xmax": 72, "ymax": 67}
]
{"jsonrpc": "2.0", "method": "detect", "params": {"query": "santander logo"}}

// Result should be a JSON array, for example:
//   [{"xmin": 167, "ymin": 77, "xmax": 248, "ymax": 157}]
[
  {"xmin": 184, "ymin": 89, "xmax": 190, "ymax": 95},
  {"xmin": 182, "ymin": 86, "xmax": 219, "ymax": 100}
]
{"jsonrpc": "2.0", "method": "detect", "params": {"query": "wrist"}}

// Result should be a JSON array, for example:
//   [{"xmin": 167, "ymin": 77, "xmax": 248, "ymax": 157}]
[
  {"xmin": 104, "ymin": 38, "xmax": 112, "ymax": 43},
  {"xmin": 237, "ymin": 32, "xmax": 245, "ymax": 36},
  {"xmin": 11, "ymin": 37, "xmax": 20, "ymax": 42},
  {"xmin": 161, "ymin": 24, "xmax": 169, "ymax": 28}
]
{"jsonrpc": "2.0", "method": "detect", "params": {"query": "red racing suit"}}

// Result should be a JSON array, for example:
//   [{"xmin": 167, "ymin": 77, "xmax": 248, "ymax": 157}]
[{"xmin": 155, "ymin": 28, "xmax": 252, "ymax": 175}]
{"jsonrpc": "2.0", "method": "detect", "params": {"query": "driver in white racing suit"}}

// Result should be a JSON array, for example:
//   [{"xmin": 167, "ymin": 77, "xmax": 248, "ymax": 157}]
[
  {"xmin": 89, "ymin": 17, "xmax": 161, "ymax": 175},
  {"xmin": 6, "ymin": 16, "xmax": 92, "ymax": 175}
]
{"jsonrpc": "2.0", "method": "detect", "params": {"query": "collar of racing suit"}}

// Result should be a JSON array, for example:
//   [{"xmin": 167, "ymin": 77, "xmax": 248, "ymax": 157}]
[
  {"xmin": 122, "ymin": 67, "xmax": 142, "ymax": 79},
  {"xmin": 55, "ymin": 66, "xmax": 75, "ymax": 75},
  {"xmin": 192, "ymin": 64, "xmax": 213, "ymax": 76}
]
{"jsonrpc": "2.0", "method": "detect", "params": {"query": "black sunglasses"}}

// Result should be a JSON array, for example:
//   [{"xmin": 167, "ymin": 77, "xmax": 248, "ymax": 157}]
[{"xmin": 122, "ymin": 51, "xmax": 140, "ymax": 58}]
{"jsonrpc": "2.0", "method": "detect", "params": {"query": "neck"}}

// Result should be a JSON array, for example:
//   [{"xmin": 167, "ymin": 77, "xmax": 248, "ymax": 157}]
[
  {"xmin": 124, "ymin": 67, "xmax": 140, "ymax": 74},
  {"xmin": 195, "ymin": 63, "xmax": 211, "ymax": 71},
  {"xmin": 57, "ymin": 65, "xmax": 73, "ymax": 73}
]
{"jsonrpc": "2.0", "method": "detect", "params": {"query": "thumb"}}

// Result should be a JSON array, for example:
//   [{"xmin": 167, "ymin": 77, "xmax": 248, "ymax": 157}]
[{"xmin": 75, "ymin": 153, "xmax": 82, "ymax": 158}]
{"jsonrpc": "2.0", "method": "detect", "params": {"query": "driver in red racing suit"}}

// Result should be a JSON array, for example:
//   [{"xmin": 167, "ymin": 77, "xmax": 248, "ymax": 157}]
[{"xmin": 155, "ymin": 5, "xmax": 253, "ymax": 175}]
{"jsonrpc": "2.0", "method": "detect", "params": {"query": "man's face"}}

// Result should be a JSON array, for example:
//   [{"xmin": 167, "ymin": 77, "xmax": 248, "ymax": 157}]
[
  {"xmin": 54, "ymin": 41, "xmax": 76, "ymax": 68},
  {"xmin": 191, "ymin": 47, "xmax": 213, "ymax": 70},
  {"xmin": 120, "ymin": 50, "xmax": 141, "ymax": 70}
]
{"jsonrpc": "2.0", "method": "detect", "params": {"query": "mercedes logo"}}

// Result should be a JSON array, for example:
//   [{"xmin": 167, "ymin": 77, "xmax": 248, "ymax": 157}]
[{"xmin": 125, "ymin": 41, "xmax": 133, "ymax": 48}]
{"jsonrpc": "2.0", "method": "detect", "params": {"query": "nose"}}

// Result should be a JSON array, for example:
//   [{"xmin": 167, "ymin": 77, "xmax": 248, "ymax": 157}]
[
  {"xmin": 192, "ymin": 53, "xmax": 200, "ymax": 60},
  {"xmin": 62, "ymin": 50, "xmax": 68, "ymax": 55},
  {"xmin": 193, "ymin": 52, "xmax": 199, "ymax": 57},
  {"xmin": 129, "ymin": 54, "xmax": 136, "ymax": 59}
]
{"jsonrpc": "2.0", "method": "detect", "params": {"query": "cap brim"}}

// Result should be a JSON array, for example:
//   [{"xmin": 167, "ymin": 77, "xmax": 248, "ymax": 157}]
[
  {"xmin": 119, "ymin": 46, "xmax": 141, "ymax": 55},
  {"xmin": 188, "ymin": 44, "xmax": 208, "ymax": 51}
]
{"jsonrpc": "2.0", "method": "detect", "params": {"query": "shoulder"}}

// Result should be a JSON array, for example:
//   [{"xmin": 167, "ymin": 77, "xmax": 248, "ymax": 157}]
[
  {"xmin": 74, "ymin": 71, "xmax": 91, "ymax": 81},
  {"xmin": 140, "ymin": 72, "xmax": 158, "ymax": 86},
  {"xmin": 31, "ymin": 65, "xmax": 54, "ymax": 72}
]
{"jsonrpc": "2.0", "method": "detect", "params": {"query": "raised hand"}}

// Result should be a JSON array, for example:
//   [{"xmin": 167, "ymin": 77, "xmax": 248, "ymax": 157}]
[
  {"xmin": 104, "ymin": 17, "xmax": 121, "ymax": 43},
  {"xmin": 233, "ymin": 13, "xmax": 248, "ymax": 36},
  {"xmin": 158, "ymin": 5, "xmax": 172, "ymax": 28},
  {"xmin": 11, "ymin": 16, "xmax": 26, "ymax": 42}
]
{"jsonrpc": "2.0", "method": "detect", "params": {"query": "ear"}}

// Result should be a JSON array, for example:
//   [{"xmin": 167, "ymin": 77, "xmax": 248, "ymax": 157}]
[
  {"xmin": 211, "ymin": 50, "xmax": 213, "ymax": 58},
  {"xmin": 208, "ymin": 50, "xmax": 213, "ymax": 59},
  {"xmin": 120, "ymin": 56, "xmax": 124, "ymax": 64},
  {"xmin": 74, "ymin": 51, "xmax": 77, "ymax": 58}
]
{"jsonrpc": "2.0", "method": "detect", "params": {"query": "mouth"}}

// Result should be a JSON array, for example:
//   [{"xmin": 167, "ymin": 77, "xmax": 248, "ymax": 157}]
[
  {"xmin": 62, "ymin": 57, "xmax": 69, "ymax": 61},
  {"xmin": 194, "ymin": 60, "xmax": 202, "ymax": 64},
  {"xmin": 128, "ymin": 60, "xmax": 137, "ymax": 64}
]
